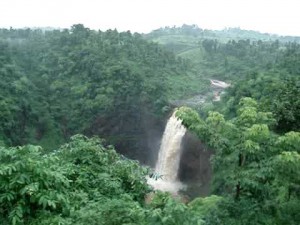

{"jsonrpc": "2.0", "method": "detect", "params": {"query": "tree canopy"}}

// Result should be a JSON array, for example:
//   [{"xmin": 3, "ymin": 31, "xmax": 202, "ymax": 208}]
[{"xmin": 177, "ymin": 98, "xmax": 300, "ymax": 224}]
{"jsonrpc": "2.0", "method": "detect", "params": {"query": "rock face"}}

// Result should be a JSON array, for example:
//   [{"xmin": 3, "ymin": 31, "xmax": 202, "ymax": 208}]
[
  {"xmin": 179, "ymin": 131, "xmax": 213, "ymax": 198},
  {"xmin": 101, "ymin": 110, "xmax": 164, "ymax": 166}
]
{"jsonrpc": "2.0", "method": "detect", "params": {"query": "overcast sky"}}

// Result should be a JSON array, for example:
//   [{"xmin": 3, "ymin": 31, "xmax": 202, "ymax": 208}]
[{"xmin": 1, "ymin": 0, "xmax": 299, "ymax": 36}]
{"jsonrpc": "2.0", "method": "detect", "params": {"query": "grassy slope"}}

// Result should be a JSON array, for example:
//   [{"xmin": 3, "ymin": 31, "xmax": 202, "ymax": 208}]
[
  {"xmin": 147, "ymin": 34, "xmax": 224, "ymax": 95},
  {"xmin": 149, "ymin": 35, "xmax": 210, "ymax": 100},
  {"xmin": 145, "ymin": 26, "xmax": 300, "ymax": 87}
]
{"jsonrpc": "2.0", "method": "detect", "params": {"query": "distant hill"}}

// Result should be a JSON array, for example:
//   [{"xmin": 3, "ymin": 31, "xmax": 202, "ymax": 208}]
[
  {"xmin": 145, "ymin": 24, "xmax": 300, "ymax": 45},
  {"xmin": 144, "ymin": 25, "xmax": 300, "ymax": 80},
  {"xmin": 144, "ymin": 24, "xmax": 300, "ymax": 60}
]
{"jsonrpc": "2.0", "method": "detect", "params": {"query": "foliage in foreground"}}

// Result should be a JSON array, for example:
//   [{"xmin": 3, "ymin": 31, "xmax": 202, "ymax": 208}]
[
  {"xmin": 177, "ymin": 98, "xmax": 300, "ymax": 224},
  {"xmin": 0, "ymin": 134, "xmax": 222, "ymax": 225}
]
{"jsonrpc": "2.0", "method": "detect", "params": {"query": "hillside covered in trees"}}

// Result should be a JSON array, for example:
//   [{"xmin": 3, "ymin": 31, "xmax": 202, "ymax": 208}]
[
  {"xmin": 0, "ymin": 24, "xmax": 299, "ymax": 224},
  {"xmin": 147, "ymin": 24, "xmax": 300, "ymax": 132},
  {"xmin": 0, "ymin": 24, "xmax": 208, "ymax": 162}
]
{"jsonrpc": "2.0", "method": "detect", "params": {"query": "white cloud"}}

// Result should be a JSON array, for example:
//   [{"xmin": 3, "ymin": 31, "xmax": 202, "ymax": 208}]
[{"xmin": 0, "ymin": 0, "xmax": 299, "ymax": 36}]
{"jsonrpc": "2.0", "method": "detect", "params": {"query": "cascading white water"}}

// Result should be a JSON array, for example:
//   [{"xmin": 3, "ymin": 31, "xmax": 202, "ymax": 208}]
[
  {"xmin": 156, "ymin": 111, "xmax": 187, "ymax": 181},
  {"xmin": 148, "ymin": 110, "xmax": 187, "ymax": 193}
]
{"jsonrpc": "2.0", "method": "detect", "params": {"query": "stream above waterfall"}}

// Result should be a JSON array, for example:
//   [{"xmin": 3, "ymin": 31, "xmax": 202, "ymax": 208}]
[{"xmin": 170, "ymin": 79, "xmax": 230, "ymax": 107}]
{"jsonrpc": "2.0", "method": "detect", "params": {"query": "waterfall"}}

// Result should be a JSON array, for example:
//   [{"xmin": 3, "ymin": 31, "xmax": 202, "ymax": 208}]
[
  {"xmin": 148, "ymin": 110, "xmax": 186, "ymax": 193},
  {"xmin": 156, "ymin": 111, "xmax": 187, "ymax": 181}
]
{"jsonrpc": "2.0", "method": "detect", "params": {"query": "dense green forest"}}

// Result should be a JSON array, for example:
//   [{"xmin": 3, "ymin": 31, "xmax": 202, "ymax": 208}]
[
  {"xmin": 0, "ymin": 24, "xmax": 299, "ymax": 224},
  {"xmin": 0, "ymin": 24, "xmax": 206, "ymax": 162},
  {"xmin": 148, "ymin": 25, "xmax": 300, "ymax": 132}
]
